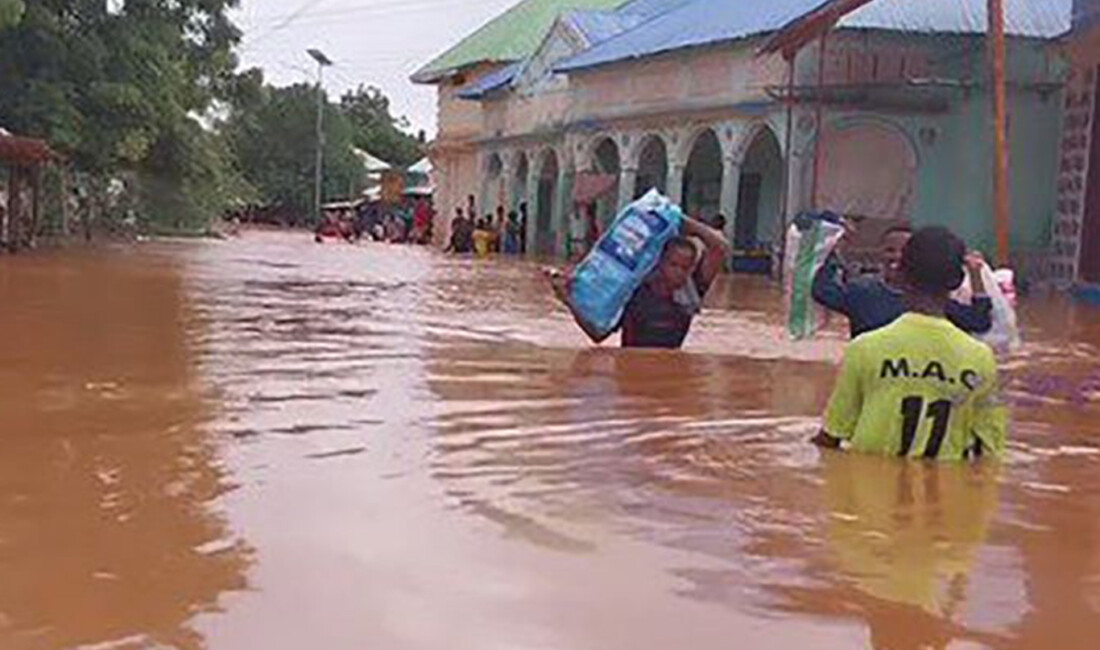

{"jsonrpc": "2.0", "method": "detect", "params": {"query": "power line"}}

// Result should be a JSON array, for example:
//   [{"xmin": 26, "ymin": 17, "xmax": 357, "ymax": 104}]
[
  {"xmin": 239, "ymin": 0, "xmax": 331, "ymax": 51},
  {"xmin": 246, "ymin": 0, "xmax": 507, "ymax": 26}
]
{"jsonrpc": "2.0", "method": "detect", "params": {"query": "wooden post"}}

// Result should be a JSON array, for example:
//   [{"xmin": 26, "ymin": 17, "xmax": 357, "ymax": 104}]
[
  {"xmin": 778, "ymin": 54, "xmax": 797, "ymax": 283},
  {"xmin": 1, "ymin": 165, "xmax": 9, "ymax": 250},
  {"xmin": 989, "ymin": 0, "xmax": 1010, "ymax": 265},
  {"xmin": 29, "ymin": 165, "xmax": 42, "ymax": 249},
  {"xmin": 8, "ymin": 167, "xmax": 23, "ymax": 252},
  {"xmin": 60, "ymin": 165, "xmax": 71, "ymax": 238},
  {"xmin": 811, "ymin": 32, "xmax": 828, "ymax": 209}
]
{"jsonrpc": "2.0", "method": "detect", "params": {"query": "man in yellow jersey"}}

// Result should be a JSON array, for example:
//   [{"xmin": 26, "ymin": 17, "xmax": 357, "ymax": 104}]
[{"xmin": 812, "ymin": 226, "xmax": 1007, "ymax": 461}]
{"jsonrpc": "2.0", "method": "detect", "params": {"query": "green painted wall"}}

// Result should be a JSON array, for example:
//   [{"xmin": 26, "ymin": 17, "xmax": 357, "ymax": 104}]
[
  {"xmin": 906, "ymin": 40, "xmax": 1061, "ymax": 257},
  {"xmin": 814, "ymin": 36, "xmax": 1063, "ymax": 261}
]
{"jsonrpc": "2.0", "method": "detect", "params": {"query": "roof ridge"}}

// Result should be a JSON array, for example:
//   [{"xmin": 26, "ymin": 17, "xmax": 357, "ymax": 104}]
[
  {"xmin": 412, "ymin": 0, "xmax": 546, "ymax": 82},
  {"xmin": 412, "ymin": 0, "xmax": 632, "ymax": 84},
  {"xmin": 555, "ymin": 0, "xmax": 700, "ymax": 72}
]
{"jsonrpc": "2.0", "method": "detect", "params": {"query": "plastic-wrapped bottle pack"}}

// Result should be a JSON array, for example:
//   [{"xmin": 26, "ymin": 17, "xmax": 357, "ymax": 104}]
[{"xmin": 569, "ymin": 190, "xmax": 684, "ymax": 338}]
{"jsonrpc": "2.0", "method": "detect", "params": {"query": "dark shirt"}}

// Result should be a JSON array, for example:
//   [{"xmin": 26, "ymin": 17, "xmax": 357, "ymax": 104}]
[
  {"xmin": 449, "ymin": 221, "xmax": 473, "ymax": 254},
  {"xmin": 619, "ymin": 270, "xmax": 711, "ymax": 349},
  {"xmin": 811, "ymin": 256, "xmax": 993, "ymax": 339}
]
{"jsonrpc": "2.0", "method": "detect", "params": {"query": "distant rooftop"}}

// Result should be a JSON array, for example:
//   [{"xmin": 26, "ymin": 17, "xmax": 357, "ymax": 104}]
[{"xmin": 411, "ymin": 0, "xmax": 628, "ymax": 84}]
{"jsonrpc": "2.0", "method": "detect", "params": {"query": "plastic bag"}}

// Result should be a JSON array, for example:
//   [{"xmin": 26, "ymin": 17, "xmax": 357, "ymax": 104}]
[
  {"xmin": 951, "ymin": 263, "xmax": 1021, "ymax": 354},
  {"xmin": 569, "ymin": 189, "xmax": 684, "ymax": 338},
  {"xmin": 785, "ymin": 212, "xmax": 847, "ymax": 340}
]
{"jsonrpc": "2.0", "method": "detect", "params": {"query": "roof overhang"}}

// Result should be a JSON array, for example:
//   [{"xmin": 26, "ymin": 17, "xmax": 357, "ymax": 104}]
[
  {"xmin": 411, "ymin": 58, "xmax": 517, "ymax": 85},
  {"xmin": 760, "ymin": 0, "xmax": 878, "ymax": 59}
]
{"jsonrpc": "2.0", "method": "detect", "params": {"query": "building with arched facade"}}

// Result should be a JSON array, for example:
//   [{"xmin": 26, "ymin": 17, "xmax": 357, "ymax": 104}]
[{"xmin": 414, "ymin": 0, "xmax": 1071, "ymax": 279}]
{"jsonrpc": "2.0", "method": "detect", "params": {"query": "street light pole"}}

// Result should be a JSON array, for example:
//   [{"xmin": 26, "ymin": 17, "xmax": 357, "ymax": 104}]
[{"xmin": 308, "ymin": 48, "xmax": 333, "ymax": 225}]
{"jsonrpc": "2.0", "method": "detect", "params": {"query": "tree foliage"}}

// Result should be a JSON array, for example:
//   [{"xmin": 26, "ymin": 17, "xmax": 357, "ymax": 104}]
[
  {"xmin": 0, "ymin": 1, "xmax": 424, "ymax": 233},
  {"xmin": 0, "ymin": 0, "xmax": 24, "ymax": 29},
  {"xmin": 340, "ymin": 85, "xmax": 424, "ymax": 168},
  {"xmin": 223, "ymin": 74, "xmax": 362, "ymax": 225},
  {"xmin": 0, "ymin": 0, "xmax": 248, "ymax": 231}
]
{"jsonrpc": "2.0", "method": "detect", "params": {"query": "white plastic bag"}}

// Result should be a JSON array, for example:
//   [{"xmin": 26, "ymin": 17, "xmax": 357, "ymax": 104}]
[
  {"xmin": 951, "ymin": 263, "xmax": 1021, "ymax": 354},
  {"xmin": 785, "ymin": 213, "xmax": 847, "ymax": 340}
]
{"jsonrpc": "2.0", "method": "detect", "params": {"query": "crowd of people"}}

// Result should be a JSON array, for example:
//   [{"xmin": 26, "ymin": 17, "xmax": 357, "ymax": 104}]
[
  {"xmin": 315, "ymin": 196, "xmax": 435, "ymax": 246},
  {"xmin": 546, "ymin": 213, "xmax": 1008, "ymax": 464},
  {"xmin": 445, "ymin": 195, "xmax": 528, "ymax": 257}
]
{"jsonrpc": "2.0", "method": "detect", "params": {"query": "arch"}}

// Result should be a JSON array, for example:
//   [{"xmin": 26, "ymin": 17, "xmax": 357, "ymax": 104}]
[
  {"xmin": 592, "ymin": 137, "xmax": 620, "ymax": 174},
  {"xmin": 590, "ymin": 136, "xmax": 621, "ymax": 227},
  {"xmin": 732, "ymin": 120, "xmax": 786, "ymax": 165},
  {"xmin": 681, "ymin": 128, "xmax": 723, "ymax": 221},
  {"xmin": 810, "ymin": 118, "xmax": 918, "ymax": 223},
  {"xmin": 535, "ymin": 148, "xmax": 560, "ymax": 256},
  {"xmin": 735, "ymin": 126, "xmax": 784, "ymax": 251},
  {"xmin": 635, "ymin": 134, "xmax": 668, "ymax": 198}
]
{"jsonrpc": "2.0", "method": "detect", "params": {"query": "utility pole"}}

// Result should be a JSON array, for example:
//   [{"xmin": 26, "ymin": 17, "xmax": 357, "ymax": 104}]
[
  {"xmin": 988, "ymin": 0, "xmax": 1010, "ymax": 265},
  {"xmin": 308, "ymin": 48, "xmax": 333, "ymax": 225}
]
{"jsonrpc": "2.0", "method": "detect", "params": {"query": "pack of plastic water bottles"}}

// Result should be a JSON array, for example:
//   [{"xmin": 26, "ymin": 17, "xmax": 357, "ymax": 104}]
[{"xmin": 569, "ymin": 189, "xmax": 684, "ymax": 337}]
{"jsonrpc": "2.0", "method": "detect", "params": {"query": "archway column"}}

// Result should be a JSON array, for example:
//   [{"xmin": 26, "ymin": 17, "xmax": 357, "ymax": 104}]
[
  {"xmin": 667, "ymin": 163, "xmax": 685, "ymax": 206},
  {"xmin": 721, "ymin": 156, "xmax": 742, "ymax": 241},
  {"xmin": 552, "ymin": 168, "xmax": 572, "ymax": 258},
  {"xmin": 525, "ymin": 172, "xmax": 540, "ymax": 257},
  {"xmin": 618, "ymin": 167, "xmax": 638, "ymax": 211}
]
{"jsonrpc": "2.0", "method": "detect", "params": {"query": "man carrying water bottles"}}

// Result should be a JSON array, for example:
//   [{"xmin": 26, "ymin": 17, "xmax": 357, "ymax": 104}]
[{"xmin": 548, "ymin": 215, "xmax": 731, "ymax": 349}]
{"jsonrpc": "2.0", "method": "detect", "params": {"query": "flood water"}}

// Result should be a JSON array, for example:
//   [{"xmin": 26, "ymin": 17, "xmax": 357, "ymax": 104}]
[{"xmin": 2, "ymin": 230, "xmax": 1099, "ymax": 650}]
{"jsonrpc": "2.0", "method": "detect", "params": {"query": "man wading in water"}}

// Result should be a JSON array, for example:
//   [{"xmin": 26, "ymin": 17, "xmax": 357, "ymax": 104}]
[
  {"xmin": 813, "ymin": 225, "xmax": 993, "ymax": 338},
  {"xmin": 548, "ymin": 216, "xmax": 731, "ymax": 349},
  {"xmin": 812, "ymin": 226, "xmax": 1007, "ymax": 461}
]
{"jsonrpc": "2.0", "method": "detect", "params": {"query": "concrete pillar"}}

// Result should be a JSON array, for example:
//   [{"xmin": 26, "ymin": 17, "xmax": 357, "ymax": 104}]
[
  {"xmin": 552, "ymin": 169, "xmax": 573, "ymax": 258},
  {"xmin": 721, "ymin": 157, "xmax": 742, "ymax": 243},
  {"xmin": 618, "ymin": 167, "xmax": 638, "ymax": 211},
  {"xmin": 667, "ymin": 164, "xmax": 685, "ymax": 206},
  {"xmin": 525, "ymin": 173, "xmax": 539, "ymax": 257}
]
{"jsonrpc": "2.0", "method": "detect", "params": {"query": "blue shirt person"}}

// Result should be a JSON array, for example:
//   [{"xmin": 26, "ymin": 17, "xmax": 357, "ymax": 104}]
[{"xmin": 812, "ymin": 226, "xmax": 993, "ymax": 339}]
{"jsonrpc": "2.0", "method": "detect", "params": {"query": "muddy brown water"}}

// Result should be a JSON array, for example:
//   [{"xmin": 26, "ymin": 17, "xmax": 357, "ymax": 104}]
[{"xmin": 1, "ymin": 230, "xmax": 1098, "ymax": 650}]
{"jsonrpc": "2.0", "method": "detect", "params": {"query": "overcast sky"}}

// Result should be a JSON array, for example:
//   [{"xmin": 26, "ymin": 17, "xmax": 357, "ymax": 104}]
[{"xmin": 232, "ymin": 0, "xmax": 520, "ymax": 137}]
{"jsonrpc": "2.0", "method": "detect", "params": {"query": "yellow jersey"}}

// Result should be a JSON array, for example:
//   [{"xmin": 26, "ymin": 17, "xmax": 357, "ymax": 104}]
[
  {"xmin": 472, "ymin": 230, "xmax": 493, "ymax": 258},
  {"xmin": 823, "ymin": 313, "xmax": 1007, "ymax": 461}
]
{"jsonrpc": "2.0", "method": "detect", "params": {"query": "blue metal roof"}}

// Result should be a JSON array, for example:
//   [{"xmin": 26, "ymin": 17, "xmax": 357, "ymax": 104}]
[
  {"xmin": 459, "ymin": 0, "xmax": 690, "ymax": 99},
  {"xmin": 839, "ymin": 0, "xmax": 1072, "ymax": 37},
  {"xmin": 565, "ymin": 9, "xmax": 644, "ymax": 44},
  {"xmin": 557, "ymin": 0, "xmax": 1072, "ymax": 73},
  {"xmin": 457, "ymin": 62, "xmax": 524, "ymax": 100},
  {"xmin": 566, "ymin": 0, "xmax": 694, "ymax": 45}
]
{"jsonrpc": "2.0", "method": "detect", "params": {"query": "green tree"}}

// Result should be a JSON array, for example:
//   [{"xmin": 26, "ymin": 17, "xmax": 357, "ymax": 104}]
[
  {"xmin": 340, "ymin": 85, "xmax": 424, "ymax": 168},
  {"xmin": 0, "ymin": 0, "xmax": 24, "ymax": 29},
  {"xmin": 223, "ymin": 76, "xmax": 362, "ymax": 225},
  {"xmin": 0, "ymin": 0, "xmax": 246, "ymax": 232}
]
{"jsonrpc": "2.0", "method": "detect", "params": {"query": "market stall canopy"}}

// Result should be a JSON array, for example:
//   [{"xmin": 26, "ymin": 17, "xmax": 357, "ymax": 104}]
[
  {"xmin": 353, "ymin": 148, "xmax": 393, "ymax": 173},
  {"xmin": 0, "ymin": 127, "xmax": 58, "ymax": 166},
  {"xmin": 407, "ymin": 157, "xmax": 432, "ymax": 175}
]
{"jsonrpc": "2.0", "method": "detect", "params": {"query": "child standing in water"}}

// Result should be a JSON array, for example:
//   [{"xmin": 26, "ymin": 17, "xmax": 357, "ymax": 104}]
[
  {"xmin": 813, "ymin": 226, "xmax": 1007, "ymax": 461},
  {"xmin": 472, "ymin": 217, "xmax": 494, "ymax": 258}
]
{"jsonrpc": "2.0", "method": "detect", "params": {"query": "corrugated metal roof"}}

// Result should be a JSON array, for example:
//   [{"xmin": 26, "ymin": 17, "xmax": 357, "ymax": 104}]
[
  {"xmin": 557, "ymin": 0, "xmax": 826, "ymax": 72},
  {"xmin": 457, "ymin": 62, "xmax": 524, "ymax": 100},
  {"xmin": 839, "ymin": 0, "xmax": 1071, "ymax": 37},
  {"xmin": 566, "ymin": 0, "xmax": 692, "ymax": 44},
  {"xmin": 557, "ymin": 0, "xmax": 1071, "ymax": 73},
  {"xmin": 454, "ymin": 0, "xmax": 689, "ymax": 99},
  {"xmin": 411, "ymin": 0, "xmax": 628, "ymax": 84}
]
